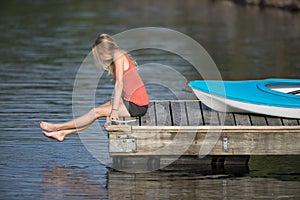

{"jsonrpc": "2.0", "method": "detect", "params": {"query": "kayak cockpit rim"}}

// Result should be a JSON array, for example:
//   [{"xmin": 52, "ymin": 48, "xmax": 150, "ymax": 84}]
[{"xmin": 257, "ymin": 78, "xmax": 300, "ymax": 99}]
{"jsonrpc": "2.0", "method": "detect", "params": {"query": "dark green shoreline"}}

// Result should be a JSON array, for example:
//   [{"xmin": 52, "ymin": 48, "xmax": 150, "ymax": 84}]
[{"xmin": 221, "ymin": 0, "xmax": 300, "ymax": 11}]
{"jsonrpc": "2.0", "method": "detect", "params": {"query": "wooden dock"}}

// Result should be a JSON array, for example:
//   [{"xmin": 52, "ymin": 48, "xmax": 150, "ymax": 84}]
[{"xmin": 105, "ymin": 100, "xmax": 300, "ymax": 171}]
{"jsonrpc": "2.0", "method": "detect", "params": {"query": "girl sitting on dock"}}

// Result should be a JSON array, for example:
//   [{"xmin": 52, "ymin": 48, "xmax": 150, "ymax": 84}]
[{"xmin": 40, "ymin": 34, "xmax": 149, "ymax": 141}]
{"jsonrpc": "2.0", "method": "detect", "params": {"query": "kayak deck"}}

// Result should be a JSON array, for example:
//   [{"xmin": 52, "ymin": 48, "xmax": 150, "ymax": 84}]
[{"xmin": 188, "ymin": 78, "xmax": 300, "ymax": 108}]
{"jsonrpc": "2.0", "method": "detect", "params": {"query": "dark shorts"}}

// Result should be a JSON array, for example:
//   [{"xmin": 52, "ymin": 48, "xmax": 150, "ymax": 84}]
[{"xmin": 124, "ymin": 101, "xmax": 148, "ymax": 117}]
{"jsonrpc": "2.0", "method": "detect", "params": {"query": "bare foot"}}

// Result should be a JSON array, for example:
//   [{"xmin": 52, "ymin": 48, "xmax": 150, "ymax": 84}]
[
  {"xmin": 40, "ymin": 121, "xmax": 58, "ymax": 132},
  {"xmin": 42, "ymin": 130, "xmax": 65, "ymax": 142}
]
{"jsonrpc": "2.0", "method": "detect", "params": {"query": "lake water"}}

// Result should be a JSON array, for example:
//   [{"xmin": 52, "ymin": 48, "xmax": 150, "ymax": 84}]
[{"xmin": 1, "ymin": 0, "xmax": 300, "ymax": 199}]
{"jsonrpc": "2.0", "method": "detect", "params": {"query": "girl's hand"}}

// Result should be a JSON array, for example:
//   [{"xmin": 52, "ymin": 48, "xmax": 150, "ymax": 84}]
[{"xmin": 110, "ymin": 109, "xmax": 119, "ymax": 121}]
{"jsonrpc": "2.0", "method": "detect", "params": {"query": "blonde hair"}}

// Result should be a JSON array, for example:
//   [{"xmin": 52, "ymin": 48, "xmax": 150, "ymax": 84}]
[
  {"xmin": 92, "ymin": 33, "xmax": 137, "ymax": 75},
  {"xmin": 92, "ymin": 34, "xmax": 119, "ymax": 75}
]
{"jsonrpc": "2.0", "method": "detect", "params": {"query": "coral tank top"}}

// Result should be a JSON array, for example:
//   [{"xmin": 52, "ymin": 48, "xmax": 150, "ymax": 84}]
[{"xmin": 114, "ymin": 53, "xmax": 149, "ymax": 106}]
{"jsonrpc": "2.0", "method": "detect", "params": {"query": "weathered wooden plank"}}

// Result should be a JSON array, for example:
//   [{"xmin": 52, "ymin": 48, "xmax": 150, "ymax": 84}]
[
  {"xmin": 107, "ymin": 126, "xmax": 300, "ymax": 156},
  {"xmin": 266, "ymin": 116, "xmax": 283, "ymax": 126},
  {"xmin": 201, "ymin": 102, "xmax": 219, "ymax": 125},
  {"xmin": 105, "ymin": 125, "xmax": 131, "ymax": 134},
  {"xmin": 218, "ymin": 112, "xmax": 235, "ymax": 126},
  {"xmin": 130, "ymin": 126, "xmax": 300, "ymax": 133},
  {"xmin": 217, "ymin": 131, "xmax": 300, "ymax": 155},
  {"xmin": 282, "ymin": 118, "xmax": 299, "ymax": 126},
  {"xmin": 170, "ymin": 101, "xmax": 188, "ymax": 126},
  {"xmin": 185, "ymin": 101, "xmax": 204, "ymax": 126},
  {"xmin": 140, "ymin": 102, "xmax": 156, "ymax": 126},
  {"xmin": 233, "ymin": 113, "xmax": 251, "ymax": 126},
  {"xmin": 155, "ymin": 101, "xmax": 172, "ymax": 126},
  {"xmin": 249, "ymin": 114, "xmax": 267, "ymax": 126},
  {"xmin": 109, "ymin": 126, "xmax": 300, "ymax": 156}
]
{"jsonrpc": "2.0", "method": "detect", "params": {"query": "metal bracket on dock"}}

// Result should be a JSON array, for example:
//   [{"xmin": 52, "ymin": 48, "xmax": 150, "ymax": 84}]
[
  {"xmin": 117, "ymin": 134, "xmax": 130, "ymax": 139},
  {"xmin": 109, "ymin": 134, "xmax": 137, "ymax": 153},
  {"xmin": 223, "ymin": 137, "xmax": 228, "ymax": 152}
]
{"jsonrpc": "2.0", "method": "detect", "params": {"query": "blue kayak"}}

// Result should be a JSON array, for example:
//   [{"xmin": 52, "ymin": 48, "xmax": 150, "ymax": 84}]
[{"xmin": 189, "ymin": 78, "xmax": 300, "ymax": 118}]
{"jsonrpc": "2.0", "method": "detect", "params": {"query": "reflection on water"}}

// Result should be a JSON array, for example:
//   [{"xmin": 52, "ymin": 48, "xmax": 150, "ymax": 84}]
[
  {"xmin": 39, "ymin": 164, "xmax": 300, "ymax": 200},
  {"xmin": 1, "ymin": 0, "xmax": 300, "ymax": 199},
  {"xmin": 108, "ymin": 171, "xmax": 299, "ymax": 200},
  {"xmin": 41, "ymin": 166, "xmax": 108, "ymax": 199}
]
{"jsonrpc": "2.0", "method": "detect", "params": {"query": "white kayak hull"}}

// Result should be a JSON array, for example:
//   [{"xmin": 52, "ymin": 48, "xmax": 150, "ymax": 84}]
[{"xmin": 190, "ymin": 79, "xmax": 300, "ymax": 119}]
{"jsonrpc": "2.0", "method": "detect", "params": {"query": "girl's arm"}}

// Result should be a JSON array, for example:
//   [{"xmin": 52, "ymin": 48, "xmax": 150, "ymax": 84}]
[{"xmin": 110, "ymin": 52, "xmax": 125, "ymax": 120}]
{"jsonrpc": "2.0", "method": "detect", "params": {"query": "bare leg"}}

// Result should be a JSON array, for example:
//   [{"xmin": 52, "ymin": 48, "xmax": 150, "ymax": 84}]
[
  {"xmin": 40, "ymin": 101, "xmax": 112, "ymax": 131},
  {"xmin": 40, "ymin": 110, "xmax": 100, "ymax": 132},
  {"xmin": 40, "ymin": 100, "xmax": 130, "ymax": 140}
]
